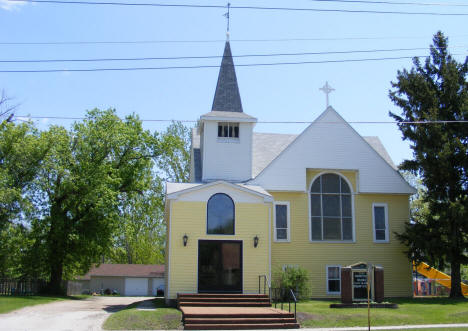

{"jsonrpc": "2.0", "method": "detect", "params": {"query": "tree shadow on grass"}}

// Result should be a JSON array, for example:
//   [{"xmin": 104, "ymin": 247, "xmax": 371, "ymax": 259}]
[
  {"xmin": 102, "ymin": 298, "xmax": 165, "ymax": 313},
  {"xmin": 102, "ymin": 303, "xmax": 139, "ymax": 313},
  {"xmin": 392, "ymin": 297, "xmax": 467, "ymax": 306}
]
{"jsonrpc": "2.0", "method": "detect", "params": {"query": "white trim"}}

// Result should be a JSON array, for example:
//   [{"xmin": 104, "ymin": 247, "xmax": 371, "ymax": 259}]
[
  {"xmin": 167, "ymin": 201, "xmax": 172, "ymax": 299},
  {"xmin": 202, "ymin": 121, "xmax": 207, "ymax": 181},
  {"xmin": 273, "ymin": 201, "xmax": 291, "ymax": 242},
  {"xmin": 201, "ymin": 115, "xmax": 257, "ymax": 123},
  {"xmin": 268, "ymin": 204, "xmax": 272, "ymax": 285},
  {"xmin": 217, "ymin": 137, "xmax": 240, "ymax": 143},
  {"xmin": 372, "ymin": 203, "xmax": 389, "ymax": 243},
  {"xmin": 326, "ymin": 264, "xmax": 342, "ymax": 295},
  {"xmin": 167, "ymin": 180, "xmax": 273, "ymax": 203},
  {"xmin": 308, "ymin": 171, "xmax": 356, "ymax": 243}
]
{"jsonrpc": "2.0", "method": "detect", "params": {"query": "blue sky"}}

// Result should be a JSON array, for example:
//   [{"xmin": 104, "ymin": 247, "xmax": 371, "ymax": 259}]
[{"xmin": 1, "ymin": 0, "xmax": 466, "ymax": 166}]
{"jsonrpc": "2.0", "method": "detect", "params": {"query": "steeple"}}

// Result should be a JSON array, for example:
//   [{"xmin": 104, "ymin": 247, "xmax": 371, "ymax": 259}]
[{"xmin": 211, "ymin": 39, "xmax": 243, "ymax": 113}]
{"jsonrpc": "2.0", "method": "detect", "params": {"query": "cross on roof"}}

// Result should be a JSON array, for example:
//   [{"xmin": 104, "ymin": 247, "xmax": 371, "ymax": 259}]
[{"xmin": 319, "ymin": 81, "xmax": 335, "ymax": 108}]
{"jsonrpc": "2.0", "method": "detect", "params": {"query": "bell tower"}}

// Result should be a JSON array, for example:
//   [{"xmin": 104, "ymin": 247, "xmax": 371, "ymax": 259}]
[{"xmin": 199, "ymin": 38, "xmax": 257, "ymax": 182}]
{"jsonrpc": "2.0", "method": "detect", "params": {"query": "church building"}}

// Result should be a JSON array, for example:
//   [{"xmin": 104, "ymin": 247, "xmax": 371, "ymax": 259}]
[{"xmin": 164, "ymin": 38, "xmax": 415, "ymax": 305}]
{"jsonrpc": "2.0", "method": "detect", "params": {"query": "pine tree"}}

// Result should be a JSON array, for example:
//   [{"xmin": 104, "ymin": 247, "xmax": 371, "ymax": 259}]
[{"xmin": 389, "ymin": 31, "xmax": 468, "ymax": 298}]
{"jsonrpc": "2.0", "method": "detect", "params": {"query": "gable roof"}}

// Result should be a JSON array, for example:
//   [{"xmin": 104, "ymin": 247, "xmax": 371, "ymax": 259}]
[
  {"xmin": 250, "ymin": 107, "xmax": 415, "ymax": 194},
  {"xmin": 191, "ymin": 127, "xmax": 398, "ymax": 181},
  {"xmin": 252, "ymin": 132, "xmax": 298, "ymax": 177},
  {"xmin": 77, "ymin": 264, "xmax": 164, "ymax": 280},
  {"xmin": 211, "ymin": 41, "xmax": 243, "ymax": 113},
  {"xmin": 166, "ymin": 180, "xmax": 273, "ymax": 202}
]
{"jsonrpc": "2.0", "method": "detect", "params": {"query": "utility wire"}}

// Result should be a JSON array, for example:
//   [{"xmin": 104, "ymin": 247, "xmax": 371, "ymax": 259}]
[
  {"xmin": 0, "ymin": 54, "xmax": 465, "ymax": 73},
  {"xmin": 3, "ymin": 35, "xmax": 468, "ymax": 46},
  {"xmin": 2, "ymin": 46, "xmax": 465, "ymax": 64},
  {"xmin": 7, "ymin": 0, "xmax": 468, "ymax": 16},
  {"xmin": 13, "ymin": 115, "xmax": 468, "ymax": 124},
  {"xmin": 307, "ymin": 0, "xmax": 468, "ymax": 7}
]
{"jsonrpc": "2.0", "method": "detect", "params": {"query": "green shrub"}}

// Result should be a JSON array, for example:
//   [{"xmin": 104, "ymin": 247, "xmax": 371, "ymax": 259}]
[{"xmin": 274, "ymin": 265, "xmax": 310, "ymax": 299}]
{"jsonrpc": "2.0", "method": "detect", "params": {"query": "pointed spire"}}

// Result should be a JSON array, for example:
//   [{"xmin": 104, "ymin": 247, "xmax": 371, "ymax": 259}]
[{"xmin": 211, "ymin": 40, "xmax": 243, "ymax": 113}]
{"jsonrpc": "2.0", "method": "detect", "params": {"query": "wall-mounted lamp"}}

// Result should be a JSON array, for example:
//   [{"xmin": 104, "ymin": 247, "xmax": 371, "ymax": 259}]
[
  {"xmin": 254, "ymin": 235, "xmax": 259, "ymax": 248},
  {"xmin": 183, "ymin": 234, "xmax": 188, "ymax": 247}
]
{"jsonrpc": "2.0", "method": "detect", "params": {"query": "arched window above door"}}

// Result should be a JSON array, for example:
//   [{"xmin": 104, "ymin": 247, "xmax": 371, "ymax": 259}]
[{"xmin": 207, "ymin": 193, "xmax": 235, "ymax": 235}]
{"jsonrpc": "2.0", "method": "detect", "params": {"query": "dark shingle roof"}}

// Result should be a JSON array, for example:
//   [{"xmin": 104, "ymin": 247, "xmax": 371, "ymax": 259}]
[{"xmin": 211, "ymin": 41, "xmax": 243, "ymax": 113}]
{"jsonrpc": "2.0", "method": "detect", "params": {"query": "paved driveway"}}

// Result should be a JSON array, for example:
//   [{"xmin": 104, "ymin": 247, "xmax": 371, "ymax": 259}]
[{"xmin": 0, "ymin": 296, "xmax": 148, "ymax": 331}]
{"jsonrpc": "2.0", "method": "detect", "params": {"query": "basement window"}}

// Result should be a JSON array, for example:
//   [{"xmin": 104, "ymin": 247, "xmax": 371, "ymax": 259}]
[
  {"xmin": 218, "ymin": 122, "xmax": 239, "ymax": 138},
  {"xmin": 326, "ymin": 265, "xmax": 341, "ymax": 294}
]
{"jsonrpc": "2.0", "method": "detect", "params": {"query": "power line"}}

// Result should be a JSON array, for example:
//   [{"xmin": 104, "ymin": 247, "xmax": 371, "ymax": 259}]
[
  {"xmin": 3, "ymin": 35, "xmax": 468, "ymax": 46},
  {"xmin": 306, "ymin": 0, "xmax": 468, "ymax": 7},
  {"xmin": 7, "ymin": 0, "xmax": 468, "ymax": 16},
  {"xmin": 14, "ymin": 115, "xmax": 468, "ymax": 124},
  {"xmin": 2, "ymin": 46, "xmax": 465, "ymax": 64},
  {"xmin": 1, "ymin": 54, "xmax": 466, "ymax": 73}
]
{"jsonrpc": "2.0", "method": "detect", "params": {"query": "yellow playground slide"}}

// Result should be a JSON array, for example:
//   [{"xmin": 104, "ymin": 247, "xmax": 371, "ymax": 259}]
[{"xmin": 414, "ymin": 262, "xmax": 468, "ymax": 296}]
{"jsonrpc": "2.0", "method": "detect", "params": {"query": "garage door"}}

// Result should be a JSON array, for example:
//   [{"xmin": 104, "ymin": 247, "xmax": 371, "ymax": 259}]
[
  {"xmin": 152, "ymin": 278, "xmax": 164, "ymax": 296},
  {"xmin": 125, "ymin": 278, "xmax": 148, "ymax": 296}
]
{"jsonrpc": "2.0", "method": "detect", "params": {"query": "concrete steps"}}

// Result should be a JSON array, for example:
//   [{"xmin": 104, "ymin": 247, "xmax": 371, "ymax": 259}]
[
  {"xmin": 178, "ymin": 293, "xmax": 300, "ymax": 330},
  {"xmin": 184, "ymin": 323, "xmax": 300, "ymax": 330},
  {"xmin": 178, "ymin": 293, "xmax": 270, "ymax": 308}
]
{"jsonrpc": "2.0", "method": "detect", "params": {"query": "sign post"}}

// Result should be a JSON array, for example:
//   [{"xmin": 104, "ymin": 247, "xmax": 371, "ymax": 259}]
[{"xmin": 367, "ymin": 263, "xmax": 372, "ymax": 331}]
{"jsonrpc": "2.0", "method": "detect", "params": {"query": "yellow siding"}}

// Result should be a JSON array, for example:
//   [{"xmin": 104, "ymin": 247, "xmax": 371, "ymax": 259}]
[
  {"xmin": 168, "ymin": 201, "xmax": 270, "ymax": 299},
  {"xmin": 270, "ymin": 170, "xmax": 412, "ymax": 298}
]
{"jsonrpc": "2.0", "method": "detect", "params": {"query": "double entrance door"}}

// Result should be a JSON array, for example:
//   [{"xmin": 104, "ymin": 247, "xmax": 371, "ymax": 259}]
[{"xmin": 198, "ymin": 240, "xmax": 242, "ymax": 293}]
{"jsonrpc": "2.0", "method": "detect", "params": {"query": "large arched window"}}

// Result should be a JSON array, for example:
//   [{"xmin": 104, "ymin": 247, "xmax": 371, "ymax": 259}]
[
  {"xmin": 310, "ymin": 173, "xmax": 353, "ymax": 241},
  {"xmin": 207, "ymin": 193, "xmax": 235, "ymax": 235}
]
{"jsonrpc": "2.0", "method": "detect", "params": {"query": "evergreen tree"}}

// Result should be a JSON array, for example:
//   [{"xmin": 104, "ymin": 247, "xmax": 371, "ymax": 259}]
[{"xmin": 389, "ymin": 31, "xmax": 468, "ymax": 298}]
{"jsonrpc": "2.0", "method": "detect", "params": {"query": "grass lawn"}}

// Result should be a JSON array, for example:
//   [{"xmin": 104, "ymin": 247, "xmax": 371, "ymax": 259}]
[
  {"xmin": 102, "ymin": 298, "xmax": 182, "ymax": 330},
  {"xmin": 296, "ymin": 297, "xmax": 468, "ymax": 328},
  {"xmin": 102, "ymin": 297, "xmax": 468, "ymax": 330},
  {"xmin": 0, "ymin": 295, "xmax": 74, "ymax": 314}
]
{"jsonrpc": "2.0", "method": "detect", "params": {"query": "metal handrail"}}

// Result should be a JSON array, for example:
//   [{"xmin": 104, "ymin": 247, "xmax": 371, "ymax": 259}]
[
  {"xmin": 258, "ymin": 276, "xmax": 297, "ymax": 321},
  {"xmin": 258, "ymin": 274, "xmax": 270, "ymax": 295},
  {"xmin": 270, "ymin": 287, "xmax": 297, "ymax": 322},
  {"xmin": 289, "ymin": 288, "xmax": 297, "ymax": 320}
]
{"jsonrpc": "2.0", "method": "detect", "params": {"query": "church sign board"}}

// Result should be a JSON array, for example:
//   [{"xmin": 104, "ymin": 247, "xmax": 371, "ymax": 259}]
[
  {"xmin": 341, "ymin": 262, "xmax": 383, "ymax": 303},
  {"xmin": 352, "ymin": 263, "xmax": 370, "ymax": 301}
]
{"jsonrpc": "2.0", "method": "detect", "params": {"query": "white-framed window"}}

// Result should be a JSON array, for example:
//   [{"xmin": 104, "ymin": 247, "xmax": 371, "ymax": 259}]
[
  {"xmin": 274, "ymin": 201, "xmax": 290, "ymax": 242},
  {"xmin": 326, "ymin": 265, "xmax": 341, "ymax": 294},
  {"xmin": 282, "ymin": 264, "xmax": 299, "ymax": 271},
  {"xmin": 372, "ymin": 203, "xmax": 389, "ymax": 243},
  {"xmin": 310, "ymin": 173, "xmax": 353, "ymax": 242},
  {"xmin": 217, "ymin": 122, "xmax": 239, "ymax": 138}
]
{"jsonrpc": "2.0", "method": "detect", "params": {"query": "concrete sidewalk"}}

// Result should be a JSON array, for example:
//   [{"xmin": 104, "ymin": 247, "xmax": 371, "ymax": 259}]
[{"xmin": 301, "ymin": 324, "xmax": 468, "ymax": 330}]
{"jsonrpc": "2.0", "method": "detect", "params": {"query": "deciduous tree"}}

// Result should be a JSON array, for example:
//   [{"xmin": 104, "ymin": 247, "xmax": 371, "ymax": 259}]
[
  {"xmin": 30, "ymin": 109, "xmax": 161, "ymax": 293},
  {"xmin": 0, "ymin": 121, "xmax": 48, "ymax": 230},
  {"xmin": 108, "ymin": 121, "xmax": 191, "ymax": 265}
]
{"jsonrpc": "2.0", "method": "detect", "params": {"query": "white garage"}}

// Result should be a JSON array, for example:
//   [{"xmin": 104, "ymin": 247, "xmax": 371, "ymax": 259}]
[
  {"xmin": 125, "ymin": 277, "xmax": 149, "ymax": 296},
  {"xmin": 74, "ymin": 264, "xmax": 165, "ymax": 296}
]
